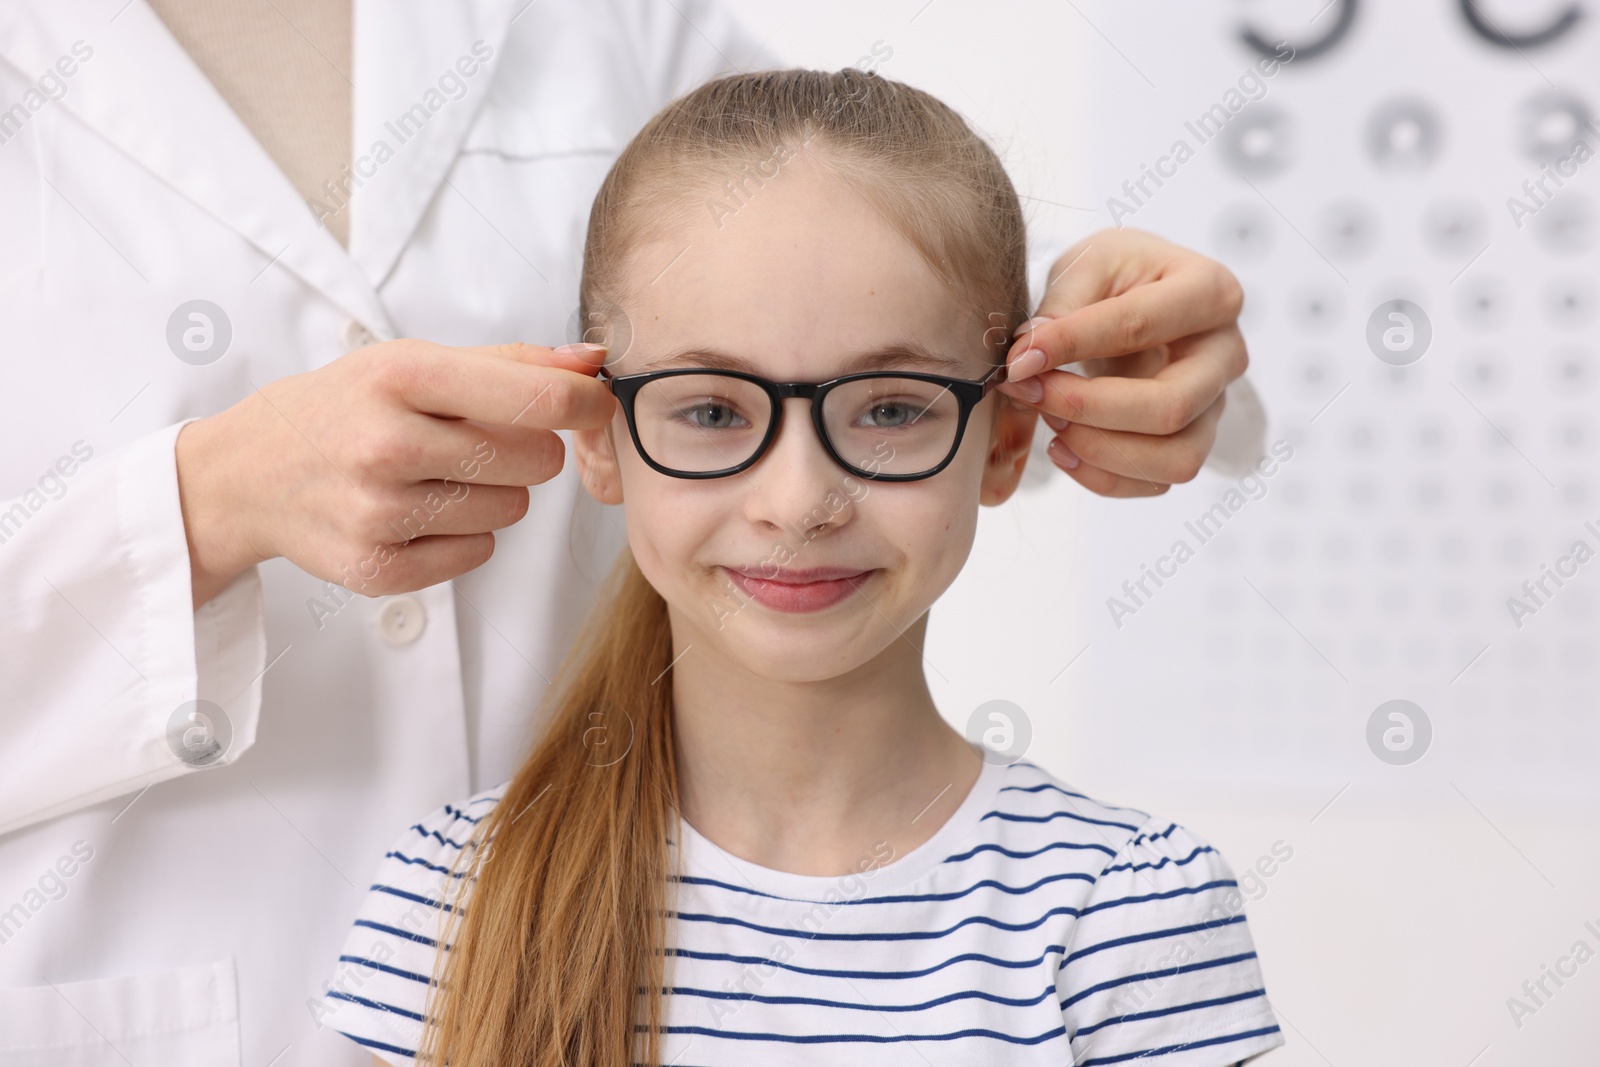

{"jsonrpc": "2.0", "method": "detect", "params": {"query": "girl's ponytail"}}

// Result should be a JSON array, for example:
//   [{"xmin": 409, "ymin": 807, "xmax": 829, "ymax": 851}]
[{"xmin": 421, "ymin": 550, "xmax": 676, "ymax": 1067}]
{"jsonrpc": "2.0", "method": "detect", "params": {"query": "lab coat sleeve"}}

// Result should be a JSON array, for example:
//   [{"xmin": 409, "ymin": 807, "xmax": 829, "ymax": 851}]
[
  {"xmin": 1025, "ymin": 241, "xmax": 1268, "ymax": 478},
  {"xmin": 0, "ymin": 419, "xmax": 266, "ymax": 836}
]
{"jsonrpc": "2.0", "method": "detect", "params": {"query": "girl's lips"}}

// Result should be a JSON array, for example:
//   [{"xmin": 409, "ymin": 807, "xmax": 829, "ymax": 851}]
[{"xmin": 720, "ymin": 565, "xmax": 875, "ymax": 613}]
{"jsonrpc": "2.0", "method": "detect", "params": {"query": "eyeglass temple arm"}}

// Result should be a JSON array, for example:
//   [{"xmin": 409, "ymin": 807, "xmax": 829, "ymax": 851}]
[{"xmin": 980, "ymin": 360, "xmax": 1013, "ymax": 396}]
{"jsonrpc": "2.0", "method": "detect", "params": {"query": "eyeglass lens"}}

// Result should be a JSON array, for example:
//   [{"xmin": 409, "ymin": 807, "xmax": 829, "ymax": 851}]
[{"xmin": 631, "ymin": 373, "xmax": 966, "ymax": 476}]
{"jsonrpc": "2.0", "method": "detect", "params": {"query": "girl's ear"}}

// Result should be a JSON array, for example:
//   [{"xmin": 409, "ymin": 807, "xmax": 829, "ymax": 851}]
[
  {"xmin": 979, "ymin": 394, "xmax": 1039, "ymax": 506},
  {"xmin": 574, "ymin": 420, "xmax": 624, "ymax": 505}
]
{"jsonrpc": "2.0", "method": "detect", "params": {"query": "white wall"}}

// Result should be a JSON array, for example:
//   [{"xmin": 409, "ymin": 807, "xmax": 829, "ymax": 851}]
[{"xmin": 717, "ymin": 0, "xmax": 1600, "ymax": 1061}]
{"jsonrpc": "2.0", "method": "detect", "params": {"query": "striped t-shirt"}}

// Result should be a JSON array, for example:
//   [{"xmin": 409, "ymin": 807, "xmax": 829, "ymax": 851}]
[{"xmin": 320, "ymin": 758, "xmax": 1284, "ymax": 1066}]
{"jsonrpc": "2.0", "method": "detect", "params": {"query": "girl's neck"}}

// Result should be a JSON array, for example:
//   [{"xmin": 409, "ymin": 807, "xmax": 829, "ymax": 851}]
[{"xmin": 669, "ymin": 609, "xmax": 982, "ymax": 877}]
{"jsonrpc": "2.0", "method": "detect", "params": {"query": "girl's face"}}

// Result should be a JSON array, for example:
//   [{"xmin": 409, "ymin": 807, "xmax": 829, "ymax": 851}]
[{"xmin": 574, "ymin": 156, "xmax": 1037, "ymax": 683}]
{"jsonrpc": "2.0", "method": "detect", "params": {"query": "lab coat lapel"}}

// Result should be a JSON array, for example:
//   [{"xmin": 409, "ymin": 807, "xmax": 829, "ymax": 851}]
[
  {"xmin": 348, "ymin": 0, "xmax": 517, "ymax": 289},
  {"xmin": 0, "ymin": 0, "xmax": 394, "ymax": 339}
]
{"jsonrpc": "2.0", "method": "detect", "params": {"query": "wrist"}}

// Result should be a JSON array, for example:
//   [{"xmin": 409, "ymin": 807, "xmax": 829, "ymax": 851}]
[{"xmin": 176, "ymin": 408, "xmax": 271, "ymax": 609}]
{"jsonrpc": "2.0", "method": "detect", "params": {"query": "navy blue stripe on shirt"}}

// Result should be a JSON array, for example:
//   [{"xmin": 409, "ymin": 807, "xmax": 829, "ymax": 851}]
[
  {"xmin": 385, "ymin": 850, "xmax": 469, "ymax": 878},
  {"xmin": 442, "ymin": 803, "xmax": 484, "ymax": 824},
  {"xmin": 1076, "ymin": 1023, "xmax": 1281, "ymax": 1065},
  {"xmin": 673, "ymin": 870, "xmax": 1094, "ymax": 905},
  {"xmin": 336, "ymin": 954, "xmax": 435, "ymax": 987},
  {"xmin": 1070, "ymin": 988, "xmax": 1267, "ymax": 1039},
  {"xmin": 848, "ymin": 872, "xmax": 1096, "ymax": 906},
  {"xmin": 1059, "ymin": 952, "xmax": 1260, "ymax": 1011},
  {"xmin": 1129, "ymin": 823, "xmax": 1180, "ymax": 847},
  {"xmin": 369, "ymin": 883, "xmax": 457, "ymax": 913},
  {"xmin": 1077, "ymin": 879, "xmax": 1238, "ymax": 918},
  {"xmin": 981, "ymin": 808, "xmax": 1143, "ymax": 832},
  {"xmin": 1102, "ymin": 844, "xmax": 1214, "ymax": 874},
  {"xmin": 677, "ymin": 881, "xmax": 1235, "ymax": 945},
  {"xmin": 1061, "ymin": 914, "xmax": 1248, "ymax": 969},
  {"xmin": 662, "ymin": 1023, "xmax": 1068, "ymax": 1046},
  {"xmin": 670, "ymin": 944, "xmax": 1066, "ymax": 981},
  {"xmin": 353, "ymin": 918, "xmax": 442, "ymax": 948},
  {"xmin": 997, "ymin": 781, "xmax": 1147, "ymax": 815},
  {"xmin": 941, "ymin": 839, "xmax": 1117, "ymax": 865},
  {"xmin": 667, "ymin": 983, "xmax": 1057, "ymax": 1013},
  {"xmin": 326, "ymin": 990, "xmax": 427, "ymax": 1023},
  {"xmin": 334, "ymin": 1029, "xmax": 418, "ymax": 1058},
  {"xmin": 673, "ymin": 903, "xmax": 1084, "ymax": 941},
  {"xmin": 409, "ymin": 824, "xmax": 474, "ymax": 850}
]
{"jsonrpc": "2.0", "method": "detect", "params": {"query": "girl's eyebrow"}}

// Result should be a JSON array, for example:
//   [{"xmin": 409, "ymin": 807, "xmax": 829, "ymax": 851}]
[{"xmin": 640, "ymin": 342, "xmax": 974, "ymax": 376}]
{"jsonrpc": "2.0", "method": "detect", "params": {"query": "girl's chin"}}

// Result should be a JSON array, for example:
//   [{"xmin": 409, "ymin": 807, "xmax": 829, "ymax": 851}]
[{"xmin": 707, "ymin": 626, "xmax": 891, "ymax": 682}]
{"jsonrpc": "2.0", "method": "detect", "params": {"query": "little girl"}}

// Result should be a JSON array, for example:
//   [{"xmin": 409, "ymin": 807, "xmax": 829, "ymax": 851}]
[{"xmin": 321, "ymin": 69, "xmax": 1283, "ymax": 1067}]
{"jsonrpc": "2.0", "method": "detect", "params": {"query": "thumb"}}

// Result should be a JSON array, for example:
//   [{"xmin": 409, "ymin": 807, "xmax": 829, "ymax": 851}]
[
  {"xmin": 1004, "ymin": 244, "xmax": 1107, "ymax": 380},
  {"xmin": 478, "ymin": 341, "xmax": 610, "ymax": 377},
  {"xmin": 1033, "ymin": 238, "xmax": 1109, "ymax": 320},
  {"xmin": 1004, "ymin": 313, "xmax": 1068, "ymax": 383},
  {"xmin": 552, "ymin": 341, "xmax": 611, "ymax": 372}
]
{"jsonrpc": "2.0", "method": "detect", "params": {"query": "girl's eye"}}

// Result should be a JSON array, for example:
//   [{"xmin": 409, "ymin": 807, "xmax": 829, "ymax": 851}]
[
  {"xmin": 675, "ymin": 399, "xmax": 752, "ymax": 430},
  {"xmin": 856, "ymin": 398, "xmax": 937, "ymax": 430}
]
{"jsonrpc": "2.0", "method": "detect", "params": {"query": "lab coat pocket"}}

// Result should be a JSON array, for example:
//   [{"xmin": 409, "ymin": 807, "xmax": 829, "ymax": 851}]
[{"xmin": 0, "ymin": 958, "xmax": 240, "ymax": 1067}]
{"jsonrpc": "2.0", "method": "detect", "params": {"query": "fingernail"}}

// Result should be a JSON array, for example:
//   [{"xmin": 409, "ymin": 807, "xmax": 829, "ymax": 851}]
[
  {"xmin": 1047, "ymin": 437, "xmax": 1081, "ymax": 470},
  {"xmin": 1011, "ymin": 314, "xmax": 1055, "ymax": 339},
  {"xmin": 996, "ymin": 377, "xmax": 1043, "ymax": 404},
  {"xmin": 556, "ymin": 342, "xmax": 608, "ymax": 357},
  {"xmin": 1007, "ymin": 348, "xmax": 1048, "ymax": 382},
  {"xmin": 1041, "ymin": 412, "xmax": 1070, "ymax": 432}
]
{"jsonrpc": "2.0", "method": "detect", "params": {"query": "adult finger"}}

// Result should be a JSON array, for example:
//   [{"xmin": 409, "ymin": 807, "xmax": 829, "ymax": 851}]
[
  {"xmin": 376, "ymin": 414, "xmax": 570, "ymax": 488},
  {"xmin": 1008, "ymin": 326, "xmax": 1241, "ymax": 435},
  {"xmin": 1052, "ymin": 452, "xmax": 1171, "ymax": 498},
  {"xmin": 322, "ymin": 531, "xmax": 500, "ymax": 597},
  {"xmin": 1077, "ymin": 344, "xmax": 1171, "ymax": 384},
  {"xmin": 1042, "ymin": 392, "xmax": 1224, "ymax": 485},
  {"xmin": 1029, "ymin": 228, "xmax": 1171, "ymax": 316},
  {"xmin": 361, "ymin": 480, "xmax": 533, "ymax": 542},
  {"xmin": 377, "ymin": 341, "xmax": 617, "ymax": 430},
  {"xmin": 1007, "ymin": 253, "xmax": 1242, "ymax": 376}
]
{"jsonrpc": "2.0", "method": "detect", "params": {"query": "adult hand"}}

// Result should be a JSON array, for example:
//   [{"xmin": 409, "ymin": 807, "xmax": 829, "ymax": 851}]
[
  {"xmin": 175, "ymin": 340, "xmax": 616, "ymax": 608},
  {"xmin": 995, "ymin": 228, "xmax": 1249, "ymax": 498}
]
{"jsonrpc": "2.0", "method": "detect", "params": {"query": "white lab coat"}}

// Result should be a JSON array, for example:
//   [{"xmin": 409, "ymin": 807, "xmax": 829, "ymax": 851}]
[
  {"xmin": 0, "ymin": 3, "xmax": 1265, "ymax": 1065},
  {"xmin": 0, "ymin": 2, "xmax": 766, "ymax": 1064}
]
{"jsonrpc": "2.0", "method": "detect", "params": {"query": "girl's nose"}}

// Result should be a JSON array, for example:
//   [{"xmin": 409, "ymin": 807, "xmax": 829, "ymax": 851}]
[{"xmin": 741, "ymin": 397, "xmax": 858, "ymax": 534}]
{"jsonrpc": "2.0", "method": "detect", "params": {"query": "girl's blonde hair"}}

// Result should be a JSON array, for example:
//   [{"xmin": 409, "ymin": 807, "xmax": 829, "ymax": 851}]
[{"xmin": 420, "ymin": 67, "xmax": 1028, "ymax": 1067}]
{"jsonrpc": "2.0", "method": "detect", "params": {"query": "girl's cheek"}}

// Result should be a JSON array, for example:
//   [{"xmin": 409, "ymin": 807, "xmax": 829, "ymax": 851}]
[
  {"xmin": 636, "ymin": 491, "xmax": 719, "ymax": 573},
  {"xmin": 908, "ymin": 494, "xmax": 979, "ymax": 566}
]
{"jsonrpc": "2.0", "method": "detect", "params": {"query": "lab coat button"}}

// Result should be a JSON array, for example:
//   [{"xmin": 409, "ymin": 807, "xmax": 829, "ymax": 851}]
[
  {"xmin": 341, "ymin": 319, "xmax": 376, "ymax": 353},
  {"xmin": 377, "ymin": 595, "xmax": 426, "ymax": 644}
]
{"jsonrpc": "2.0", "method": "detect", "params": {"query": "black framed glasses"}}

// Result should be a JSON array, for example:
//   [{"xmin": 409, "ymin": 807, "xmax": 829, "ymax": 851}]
[{"xmin": 598, "ymin": 362, "xmax": 1009, "ymax": 481}]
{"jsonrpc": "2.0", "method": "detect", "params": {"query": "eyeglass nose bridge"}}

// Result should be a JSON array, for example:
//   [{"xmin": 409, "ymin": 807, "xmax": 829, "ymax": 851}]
[
  {"xmin": 766, "ymin": 380, "xmax": 828, "ymax": 440},
  {"xmin": 769, "ymin": 380, "xmax": 826, "ymax": 401},
  {"xmin": 783, "ymin": 381, "xmax": 871, "ymax": 482},
  {"xmin": 734, "ymin": 379, "xmax": 851, "ymax": 478}
]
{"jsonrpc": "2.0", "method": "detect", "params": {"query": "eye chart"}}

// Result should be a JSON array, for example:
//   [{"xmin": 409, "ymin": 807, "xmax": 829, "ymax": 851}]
[{"xmin": 1054, "ymin": 0, "xmax": 1598, "ymax": 804}]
